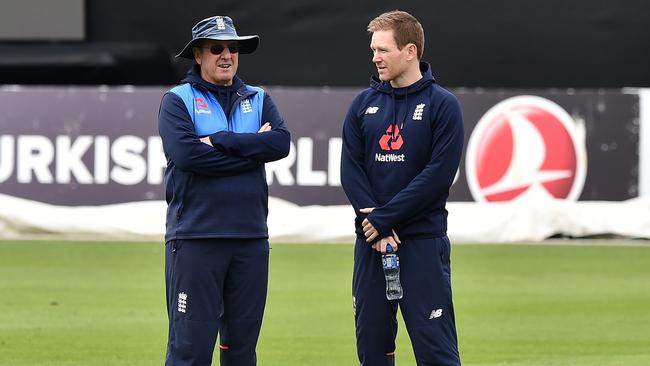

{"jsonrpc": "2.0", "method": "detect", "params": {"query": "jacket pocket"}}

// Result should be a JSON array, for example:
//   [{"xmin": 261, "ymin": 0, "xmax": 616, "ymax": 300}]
[
  {"xmin": 438, "ymin": 236, "xmax": 452, "ymax": 285},
  {"xmin": 176, "ymin": 172, "xmax": 193, "ymax": 220}
]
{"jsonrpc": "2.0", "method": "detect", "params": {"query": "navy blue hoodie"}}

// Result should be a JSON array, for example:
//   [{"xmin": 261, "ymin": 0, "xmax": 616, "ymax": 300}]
[
  {"xmin": 159, "ymin": 66, "xmax": 290, "ymax": 242},
  {"xmin": 340, "ymin": 62, "xmax": 464, "ymax": 240}
]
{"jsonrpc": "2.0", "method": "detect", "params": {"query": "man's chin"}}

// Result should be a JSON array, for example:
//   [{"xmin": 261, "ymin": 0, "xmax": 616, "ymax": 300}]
[{"xmin": 216, "ymin": 69, "xmax": 235, "ymax": 78}]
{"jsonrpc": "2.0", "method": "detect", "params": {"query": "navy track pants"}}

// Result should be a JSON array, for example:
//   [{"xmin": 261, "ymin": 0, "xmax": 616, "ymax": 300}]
[
  {"xmin": 164, "ymin": 238, "xmax": 269, "ymax": 366},
  {"xmin": 353, "ymin": 236, "xmax": 461, "ymax": 366}
]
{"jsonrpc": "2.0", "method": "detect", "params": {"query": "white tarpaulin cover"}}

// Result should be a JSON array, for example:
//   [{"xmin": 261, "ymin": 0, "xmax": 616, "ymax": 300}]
[{"xmin": 1, "ymin": 193, "xmax": 649, "ymax": 243}]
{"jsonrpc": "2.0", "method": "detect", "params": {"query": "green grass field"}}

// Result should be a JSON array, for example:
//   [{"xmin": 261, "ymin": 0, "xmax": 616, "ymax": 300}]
[{"xmin": 1, "ymin": 240, "xmax": 649, "ymax": 365}]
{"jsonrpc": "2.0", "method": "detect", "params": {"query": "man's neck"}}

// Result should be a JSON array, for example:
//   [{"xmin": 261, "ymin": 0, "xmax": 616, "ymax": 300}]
[{"xmin": 390, "ymin": 62, "xmax": 422, "ymax": 88}]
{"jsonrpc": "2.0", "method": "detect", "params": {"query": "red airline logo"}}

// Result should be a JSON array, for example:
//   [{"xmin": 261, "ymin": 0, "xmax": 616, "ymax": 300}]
[
  {"xmin": 379, "ymin": 124, "xmax": 404, "ymax": 151},
  {"xmin": 465, "ymin": 96, "xmax": 587, "ymax": 202}
]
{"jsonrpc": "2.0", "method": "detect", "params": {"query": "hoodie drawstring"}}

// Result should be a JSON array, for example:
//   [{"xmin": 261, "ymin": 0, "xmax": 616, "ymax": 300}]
[
  {"xmin": 389, "ymin": 86, "xmax": 409, "ymax": 132},
  {"xmin": 401, "ymin": 92, "xmax": 408, "ymax": 130},
  {"xmin": 391, "ymin": 89, "xmax": 397, "ymax": 131}
]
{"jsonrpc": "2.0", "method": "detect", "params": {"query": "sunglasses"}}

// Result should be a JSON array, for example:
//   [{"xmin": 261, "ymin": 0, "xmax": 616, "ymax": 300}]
[{"xmin": 202, "ymin": 44, "xmax": 240, "ymax": 55}]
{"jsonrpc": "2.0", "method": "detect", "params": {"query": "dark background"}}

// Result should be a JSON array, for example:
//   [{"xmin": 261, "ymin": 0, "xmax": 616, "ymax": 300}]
[{"xmin": 1, "ymin": 0, "xmax": 649, "ymax": 87}]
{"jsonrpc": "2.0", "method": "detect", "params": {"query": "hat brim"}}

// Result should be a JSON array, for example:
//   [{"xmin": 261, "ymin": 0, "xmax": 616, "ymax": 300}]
[{"xmin": 175, "ymin": 35, "xmax": 259, "ymax": 59}]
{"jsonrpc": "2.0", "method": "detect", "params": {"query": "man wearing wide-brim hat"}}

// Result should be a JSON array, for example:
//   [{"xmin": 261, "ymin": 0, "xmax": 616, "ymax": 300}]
[{"xmin": 158, "ymin": 15, "xmax": 290, "ymax": 366}]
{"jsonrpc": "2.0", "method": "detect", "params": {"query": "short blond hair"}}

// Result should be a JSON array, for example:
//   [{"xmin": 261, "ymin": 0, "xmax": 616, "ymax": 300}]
[{"xmin": 367, "ymin": 10, "xmax": 425, "ymax": 60}]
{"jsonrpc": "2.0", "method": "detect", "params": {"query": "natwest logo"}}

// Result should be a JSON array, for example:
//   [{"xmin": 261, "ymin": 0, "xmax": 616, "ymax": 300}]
[
  {"xmin": 194, "ymin": 97, "xmax": 211, "ymax": 115},
  {"xmin": 379, "ymin": 124, "xmax": 404, "ymax": 151},
  {"xmin": 195, "ymin": 98, "xmax": 208, "ymax": 109},
  {"xmin": 465, "ymin": 96, "xmax": 587, "ymax": 202}
]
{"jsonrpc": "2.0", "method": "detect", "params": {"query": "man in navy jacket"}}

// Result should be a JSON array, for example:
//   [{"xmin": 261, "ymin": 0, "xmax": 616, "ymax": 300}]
[
  {"xmin": 341, "ymin": 10, "xmax": 463, "ymax": 366},
  {"xmin": 158, "ymin": 16, "xmax": 290, "ymax": 366}
]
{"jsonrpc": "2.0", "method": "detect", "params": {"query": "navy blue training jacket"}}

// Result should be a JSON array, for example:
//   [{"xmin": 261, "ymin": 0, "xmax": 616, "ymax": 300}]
[
  {"xmin": 340, "ymin": 62, "xmax": 464, "ymax": 240},
  {"xmin": 159, "ymin": 66, "xmax": 290, "ymax": 242}
]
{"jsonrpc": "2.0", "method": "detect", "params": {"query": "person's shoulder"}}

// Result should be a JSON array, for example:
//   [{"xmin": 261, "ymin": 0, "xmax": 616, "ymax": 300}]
[
  {"xmin": 166, "ymin": 83, "xmax": 195, "ymax": 104},
  {"xmin": 160, "ymin": 85, "xmax": 189, "ymax": 114},
  {"xmin": 351, "ymin": 87, "xmax": 382, "ymax": 105},
  {"xmin": 427, "ymin": 84, "xmax": 460, "ymax": 111},
  {"xmin": 168, "ymin": 82, "xmax": 191, "ymax": 94},
  {"xmin": 244, "ymin": 83, "xmax": 264, "ymax": 92},
  {"xmin": 161, "ymin": 88, "xmax": 185, "ymax": 104},
  {"xmin": 240, "ymin": 83, "xmax": 268, "ymax": 101},
  {"xmin": 429, "ymin": 83, "xmax": 457, "ymax": 100},
  {"xmin": 355, "ymin": 86, "xmax": 379, "ymax": 98}
]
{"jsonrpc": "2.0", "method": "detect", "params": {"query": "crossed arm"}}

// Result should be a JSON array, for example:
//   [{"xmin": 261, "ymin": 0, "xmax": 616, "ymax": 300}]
[
  {"xmin": 202, "ymin": 93, "xmax": 290, "ymax": 163},
  {"xmin": 159, "ymin": 92, "xmax": 290, "ymax": 177},
  {"xmin": 159, "ymin": 92, "xmax": 261, "ymax": 176}
]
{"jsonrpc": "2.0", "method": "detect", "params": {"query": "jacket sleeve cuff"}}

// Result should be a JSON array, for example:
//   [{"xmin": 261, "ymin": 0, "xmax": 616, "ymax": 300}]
[
  {"xmin": 209, "ymin": 131, "xmax": 236, "ymax": 152},
  {"xmin": 366, "ymin": 213, "xmax": 391, "ymax": 240}
]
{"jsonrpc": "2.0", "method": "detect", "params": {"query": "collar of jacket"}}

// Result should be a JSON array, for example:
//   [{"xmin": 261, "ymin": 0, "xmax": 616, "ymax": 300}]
[
  {"xmin": 181, "ymin": 65, "xmax": 258, "ymax": 99},
  {"xmin": 370, "ymin": 61, "xmax": 436, "ymax": 97}
]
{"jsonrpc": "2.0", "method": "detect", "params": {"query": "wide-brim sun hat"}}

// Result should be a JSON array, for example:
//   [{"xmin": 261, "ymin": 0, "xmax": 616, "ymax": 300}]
[{"xmin": 176, "ymin": 15, "xmax": 259, "ymax": 59}]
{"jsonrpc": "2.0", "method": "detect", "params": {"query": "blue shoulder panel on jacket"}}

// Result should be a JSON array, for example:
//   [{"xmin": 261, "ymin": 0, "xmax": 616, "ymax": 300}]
[{"xmin": 169, "ymin": 83, "xmax": 265, "ymax": 136}]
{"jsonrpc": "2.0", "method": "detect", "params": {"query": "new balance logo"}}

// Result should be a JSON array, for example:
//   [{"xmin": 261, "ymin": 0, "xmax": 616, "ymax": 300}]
[
  {"xmin": 429, "ymin": 308, "xmax": 443, "ymax": 319},
  {"xmin": 178, "ymin": 292, "xmax": 188, "ymax": 313},
  {"xmin": 241, "ymin": 99, "xmax": 253, "ymax": 113},
  {"xmin": 413, "ymin": 103, "xmax": 425, "ymax": 120},
  {"xmin": 365, "ymin": 106, "xmax": 379, "ymax": 114}
]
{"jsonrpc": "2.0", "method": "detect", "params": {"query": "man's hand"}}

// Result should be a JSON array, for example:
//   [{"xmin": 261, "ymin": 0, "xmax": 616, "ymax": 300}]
[
  {"xmin": 258, "ymin": 122, "xmax": 271, "ymax": 133},
  {"xmin": 361, "ymin": 207, "xmax": 401, "ymax": 251},
  {"xmin": 371, "ymin": 233, "xmax": 401, "ymax": 253},
  {"xmin": 360, "ymin": 207, "xmax": 378, "ymax": 242},
  {"xmin": 200, "ymin": 136, "xmax": 213, "ymax": 146}
]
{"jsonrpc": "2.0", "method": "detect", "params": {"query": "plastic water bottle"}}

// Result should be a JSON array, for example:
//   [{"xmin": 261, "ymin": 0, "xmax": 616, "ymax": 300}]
[{"xmin": 382, "ymin": 244, "xmax": 403, "ymax": 300}]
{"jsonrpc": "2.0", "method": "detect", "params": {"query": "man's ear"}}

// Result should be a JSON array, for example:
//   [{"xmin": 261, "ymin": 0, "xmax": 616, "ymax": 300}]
[
  {"xmin": 193, "ymin": 47, "xmax": 202, "ymax": 65},
  {"xmin": 406, "ymin": 43, "xmax": 417, "ymax": 61}
]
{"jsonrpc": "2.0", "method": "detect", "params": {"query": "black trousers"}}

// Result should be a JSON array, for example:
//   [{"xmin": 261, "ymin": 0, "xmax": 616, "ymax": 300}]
[
  {"xmin": 165, "ymin": 238, "xmax": 269, "ymax": 366},
  {"xmin": 353, "ymin": 236, "xmax": 461, "ymax": 366}
]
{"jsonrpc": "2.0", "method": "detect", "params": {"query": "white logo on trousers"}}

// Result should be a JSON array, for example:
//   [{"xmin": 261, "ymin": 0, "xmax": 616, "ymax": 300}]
[
  {"xmin": 178, "ymin": 292, "xmax": 188, "ymax": 313},
  {"xmin": 429, "ymin": 308, "xmax": 442, "ymax": 319}
]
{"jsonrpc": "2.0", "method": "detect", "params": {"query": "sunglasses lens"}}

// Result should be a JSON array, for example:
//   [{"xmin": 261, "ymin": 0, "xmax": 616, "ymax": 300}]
[
  {"xmin": 209, "ymin": 44, "xmax": 239, "ymax": 55},
  {"xmin": 210, "ymin": 45, "xmax": 225, "ymax": 54}
]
